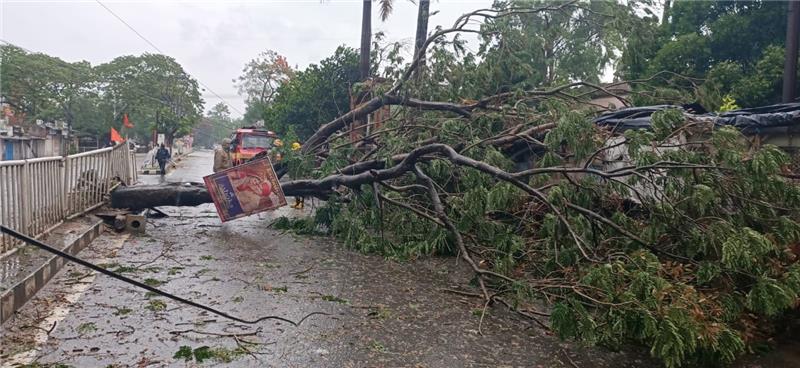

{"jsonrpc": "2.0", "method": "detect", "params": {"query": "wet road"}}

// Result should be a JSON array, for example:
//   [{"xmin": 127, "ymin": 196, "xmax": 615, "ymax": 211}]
[{"xmin": 3, "ymin": 151, "xmax": 787, "ymax": 367}]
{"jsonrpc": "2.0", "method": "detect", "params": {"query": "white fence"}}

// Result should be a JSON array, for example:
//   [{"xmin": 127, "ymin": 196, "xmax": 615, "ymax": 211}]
[{"xmin": 0, "ymin": 143, "xmax": 137, "ymax": 256}]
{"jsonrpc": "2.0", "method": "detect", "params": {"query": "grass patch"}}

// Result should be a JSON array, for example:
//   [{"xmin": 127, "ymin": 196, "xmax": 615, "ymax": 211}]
[
  {"xmin": 199, "ymin": 255, "xmax": 214, "ymax": 261},
  {"xmin": 168, "ymin": 266, "xmax": 184, "ymax": 275},
  {"xmin": 232, "ymin": 296, "xmax": 244, "ymax": 303}
]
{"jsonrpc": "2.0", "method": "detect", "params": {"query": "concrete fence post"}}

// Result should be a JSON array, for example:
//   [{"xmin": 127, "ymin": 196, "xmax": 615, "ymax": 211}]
[
  {"xmin": 62, "ymin": 156, "xmax": 70, "ymax": 217},
  {"xmin": 20, "ymin": 160, "xmax": 30, "ymax": 235}
]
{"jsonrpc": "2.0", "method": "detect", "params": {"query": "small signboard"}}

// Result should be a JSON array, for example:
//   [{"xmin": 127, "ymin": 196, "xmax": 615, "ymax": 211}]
[{"xmin": 203, "ymin": 157, "xmax": 287, "ymax": 222}]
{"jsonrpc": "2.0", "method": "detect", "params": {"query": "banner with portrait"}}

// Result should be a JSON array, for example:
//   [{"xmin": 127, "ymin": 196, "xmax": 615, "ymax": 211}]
[{"xmin": 203, "ymin": 157, "xmax": 287, "ymax": 222}]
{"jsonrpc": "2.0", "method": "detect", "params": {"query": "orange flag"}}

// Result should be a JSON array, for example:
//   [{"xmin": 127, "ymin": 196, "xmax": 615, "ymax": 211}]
[
  {"xmin": 110, "ymin": 127, "xmax": 124, "ymax": 144},
  {"xmin": 122, "ymin": 114, "xmax": 134, "ymax": 128}
]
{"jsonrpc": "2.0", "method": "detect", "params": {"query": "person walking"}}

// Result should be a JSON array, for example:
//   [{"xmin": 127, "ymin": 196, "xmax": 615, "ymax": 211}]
[
  {"xmin": 213, "ymin": 138, "xmax": 233, "ymax": 173},
  {"xmin": 155, "ymin": 143, "xmax": 171, "ymax": 175}
]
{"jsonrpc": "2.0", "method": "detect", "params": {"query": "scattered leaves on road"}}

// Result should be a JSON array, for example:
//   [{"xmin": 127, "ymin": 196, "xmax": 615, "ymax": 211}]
[
  {"xmin": 321, "ymin": 295, "xmax": 348, "ymax": 304},
  {"xmin": 146, "ymin": 299, "xmax": 167, "ymax": 312},
  {"xmin": 370, "ymin": 341, "xmax": 387, "ymax": 353},
  {"xmin": 143, "ymin": 278, "xmax": 164, "ymax": 287},
  {"xmin": 173, "ymin": 345, "xmax": 246, "ymax": 363},
  {"xmin": 113, "ymin": 307, "xmax": 132, "ymax": 316},
  {"xmin": 77, "ymin": 322, "xmax": 96, "ymax": 335},
  {"xmin": 113, "ymin": 265, "xmax": 138, "ymax": 273},
  {"xmin": 367, "ymin": 305, "xmax": 391, "ymax": 320},
  {"xmin": 261, "ymin": 285, "xmax": 288, "ymax": 293}
]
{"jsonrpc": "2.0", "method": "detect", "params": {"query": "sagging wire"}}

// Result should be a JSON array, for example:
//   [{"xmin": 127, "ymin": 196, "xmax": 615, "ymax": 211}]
[{"xmin": 0, "ymin": 225, "xmax": 327, "ymax": 326}]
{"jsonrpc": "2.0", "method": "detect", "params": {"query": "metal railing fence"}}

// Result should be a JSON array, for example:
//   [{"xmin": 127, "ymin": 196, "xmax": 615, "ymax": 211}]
[{"xmin": 0, "ymin": 143, "xmax": 137, "ymax": 256}]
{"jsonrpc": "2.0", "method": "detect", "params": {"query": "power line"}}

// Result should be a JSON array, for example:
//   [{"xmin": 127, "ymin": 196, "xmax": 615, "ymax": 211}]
[
  {"xmin": 93, "ymin": 0, "xmax": 245, "ymax": 117},
  {"xmin": 0, "ymin": 225, "xmax": 326, "ymax": 326}
]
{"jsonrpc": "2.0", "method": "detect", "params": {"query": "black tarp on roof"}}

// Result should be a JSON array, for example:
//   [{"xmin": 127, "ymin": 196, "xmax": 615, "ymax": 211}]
[{"xmin": 593, "ymin": 103, "xmax": 800, "ymax": 133}]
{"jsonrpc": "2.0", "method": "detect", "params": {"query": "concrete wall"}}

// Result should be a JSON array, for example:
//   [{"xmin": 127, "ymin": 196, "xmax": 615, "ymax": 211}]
[{"xmin": 0, "ymin": 132, "xmax": 71, "ymax": 160}]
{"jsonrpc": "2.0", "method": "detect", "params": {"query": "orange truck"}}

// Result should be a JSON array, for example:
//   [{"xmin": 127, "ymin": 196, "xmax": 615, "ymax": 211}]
[{"xmin": 229, "ymin": 128, "xmax": 281, "ymax": 166}]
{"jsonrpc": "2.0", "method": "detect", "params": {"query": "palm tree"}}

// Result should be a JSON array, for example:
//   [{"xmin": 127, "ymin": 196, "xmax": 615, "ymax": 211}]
[
  {"xmin": 359, "ymin": 0, "xmax": 374, "ymax": 80},
  {"xmin": 360, "ymin": 0, "xmax": 397, "ymax": 80},
  {"xmin": 413, "ymin": 0, "xmax": 430, "ymax": 69}
]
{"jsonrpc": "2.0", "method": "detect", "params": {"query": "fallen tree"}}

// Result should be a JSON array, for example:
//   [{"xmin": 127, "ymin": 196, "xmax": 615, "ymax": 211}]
[{"xmin": 111, "ymin": 3, "xmax": 800, "ymax": 367}]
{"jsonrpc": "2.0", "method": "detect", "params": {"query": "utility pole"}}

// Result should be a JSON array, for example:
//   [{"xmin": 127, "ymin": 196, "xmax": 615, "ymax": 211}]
[{"xmin": 783, "ymin": 1, "xmax": 800, "ymax": 103}]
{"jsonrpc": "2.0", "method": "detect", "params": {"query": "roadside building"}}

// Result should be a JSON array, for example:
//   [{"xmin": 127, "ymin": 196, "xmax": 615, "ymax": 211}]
[{"xmin": 0, "ymin": 116, "xmax": 76, "ymax": 160}]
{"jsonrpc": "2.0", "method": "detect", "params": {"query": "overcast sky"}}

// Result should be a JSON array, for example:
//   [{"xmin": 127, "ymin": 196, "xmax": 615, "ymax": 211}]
[{"xmin": 1, "ymin": 0, "xmax": 493, "ymax": 117}]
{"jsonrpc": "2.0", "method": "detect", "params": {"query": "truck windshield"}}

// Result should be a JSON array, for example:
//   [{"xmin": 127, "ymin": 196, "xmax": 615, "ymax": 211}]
[{"xmin": 241, "ymin": 135, "xmax": 272, "ymax": 149}]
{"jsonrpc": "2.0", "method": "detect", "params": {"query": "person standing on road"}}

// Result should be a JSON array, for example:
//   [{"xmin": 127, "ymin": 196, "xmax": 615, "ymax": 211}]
[
  {"xmin": 213, "ymin": 138, "xmax": 233, "ymax": 173},
  {"xmin": 289, "ymin": 141, "xmax": 305, "ymax": 210},
  {"xmin": 155, "ymin": 143, "xmax": 171, "ymax": 175}
]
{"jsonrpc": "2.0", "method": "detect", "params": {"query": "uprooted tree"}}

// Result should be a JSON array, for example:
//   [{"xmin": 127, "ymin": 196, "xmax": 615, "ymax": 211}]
[{"xmin": 112, "ymin": 2, "xmax": 800, "ymax": 367}]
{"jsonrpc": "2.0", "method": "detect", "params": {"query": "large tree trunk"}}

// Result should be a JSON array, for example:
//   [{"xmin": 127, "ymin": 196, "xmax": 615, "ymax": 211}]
[
  {"xmin": 359, "ymin": 0, "xmax": 372, "ymax": 81},
  {"xmin": 111, "ymin": 183, "xmax": 212, "ymax": 210}
]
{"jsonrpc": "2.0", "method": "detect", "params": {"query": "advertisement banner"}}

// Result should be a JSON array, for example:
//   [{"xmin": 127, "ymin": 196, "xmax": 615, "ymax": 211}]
[{"xmin": 203, "ymin": 157, "xmax": 287, "ymax": 222}]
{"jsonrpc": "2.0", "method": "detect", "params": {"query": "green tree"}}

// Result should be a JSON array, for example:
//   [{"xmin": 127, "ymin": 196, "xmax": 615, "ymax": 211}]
[
  {"xmin": 262, "ymin": 47, "xmax": 360, "ymax": 140},
  {"xmin": 0, "ymin": 45, "xmax": 95, "ymax": 131},
  {"xmin": 97, "ymin": 54, "xmax": 203, "ymax": 144},
  {"xmin": 234, "ymin": 50, "xmax": 294, "ymax": 109},
  {"xmin": 194, "ymin": 102, "xmax": 234, "ymax": 148},
  {"xmin": 619, "ymin": 0, "xmax": 790, "ymax": 109},
  {"xmin": 473, "ymin": 0, "xmax": 633, "ymax": 94}
]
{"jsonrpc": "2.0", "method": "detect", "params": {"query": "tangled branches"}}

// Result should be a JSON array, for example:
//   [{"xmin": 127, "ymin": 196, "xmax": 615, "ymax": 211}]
[
  {"xmin": 113, "ymin": 3, "xmax": 800, "ymax": 367},
  {"xmin": 278, "ymin": 105, "xmax": 800, "ymax": 367}
]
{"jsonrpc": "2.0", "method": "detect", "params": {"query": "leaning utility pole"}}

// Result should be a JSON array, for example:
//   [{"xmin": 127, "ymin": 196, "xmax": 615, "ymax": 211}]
[{"xmin": 783, "ymin": 1, "xmax": 800, "ymax": 102}]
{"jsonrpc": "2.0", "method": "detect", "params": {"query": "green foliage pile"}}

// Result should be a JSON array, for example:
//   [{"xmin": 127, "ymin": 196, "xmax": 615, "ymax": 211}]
[
  {"xmin": 260, "ymin": 1, "xmax": 800, "ymax": 366},
  {"xmin": 277, "ymin": 105, "xmax": 800, "ymax": 366}
]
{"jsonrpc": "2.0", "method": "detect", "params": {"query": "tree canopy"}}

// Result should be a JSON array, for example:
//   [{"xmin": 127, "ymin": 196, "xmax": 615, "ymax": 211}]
[
  {"xmin": 619, "ymin": 0, "xmax": 791, "ymax": 109},
  {"xmin": 193, "ymin": 102, "xmax": 239, "ymax": 148},
  {"xmin": 259, "ymin": 46, "xmax": 360, "ymax": 140},
  {"xmin": 0, "ymin": 45, "xmax": 204, "ymax": 143}
]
